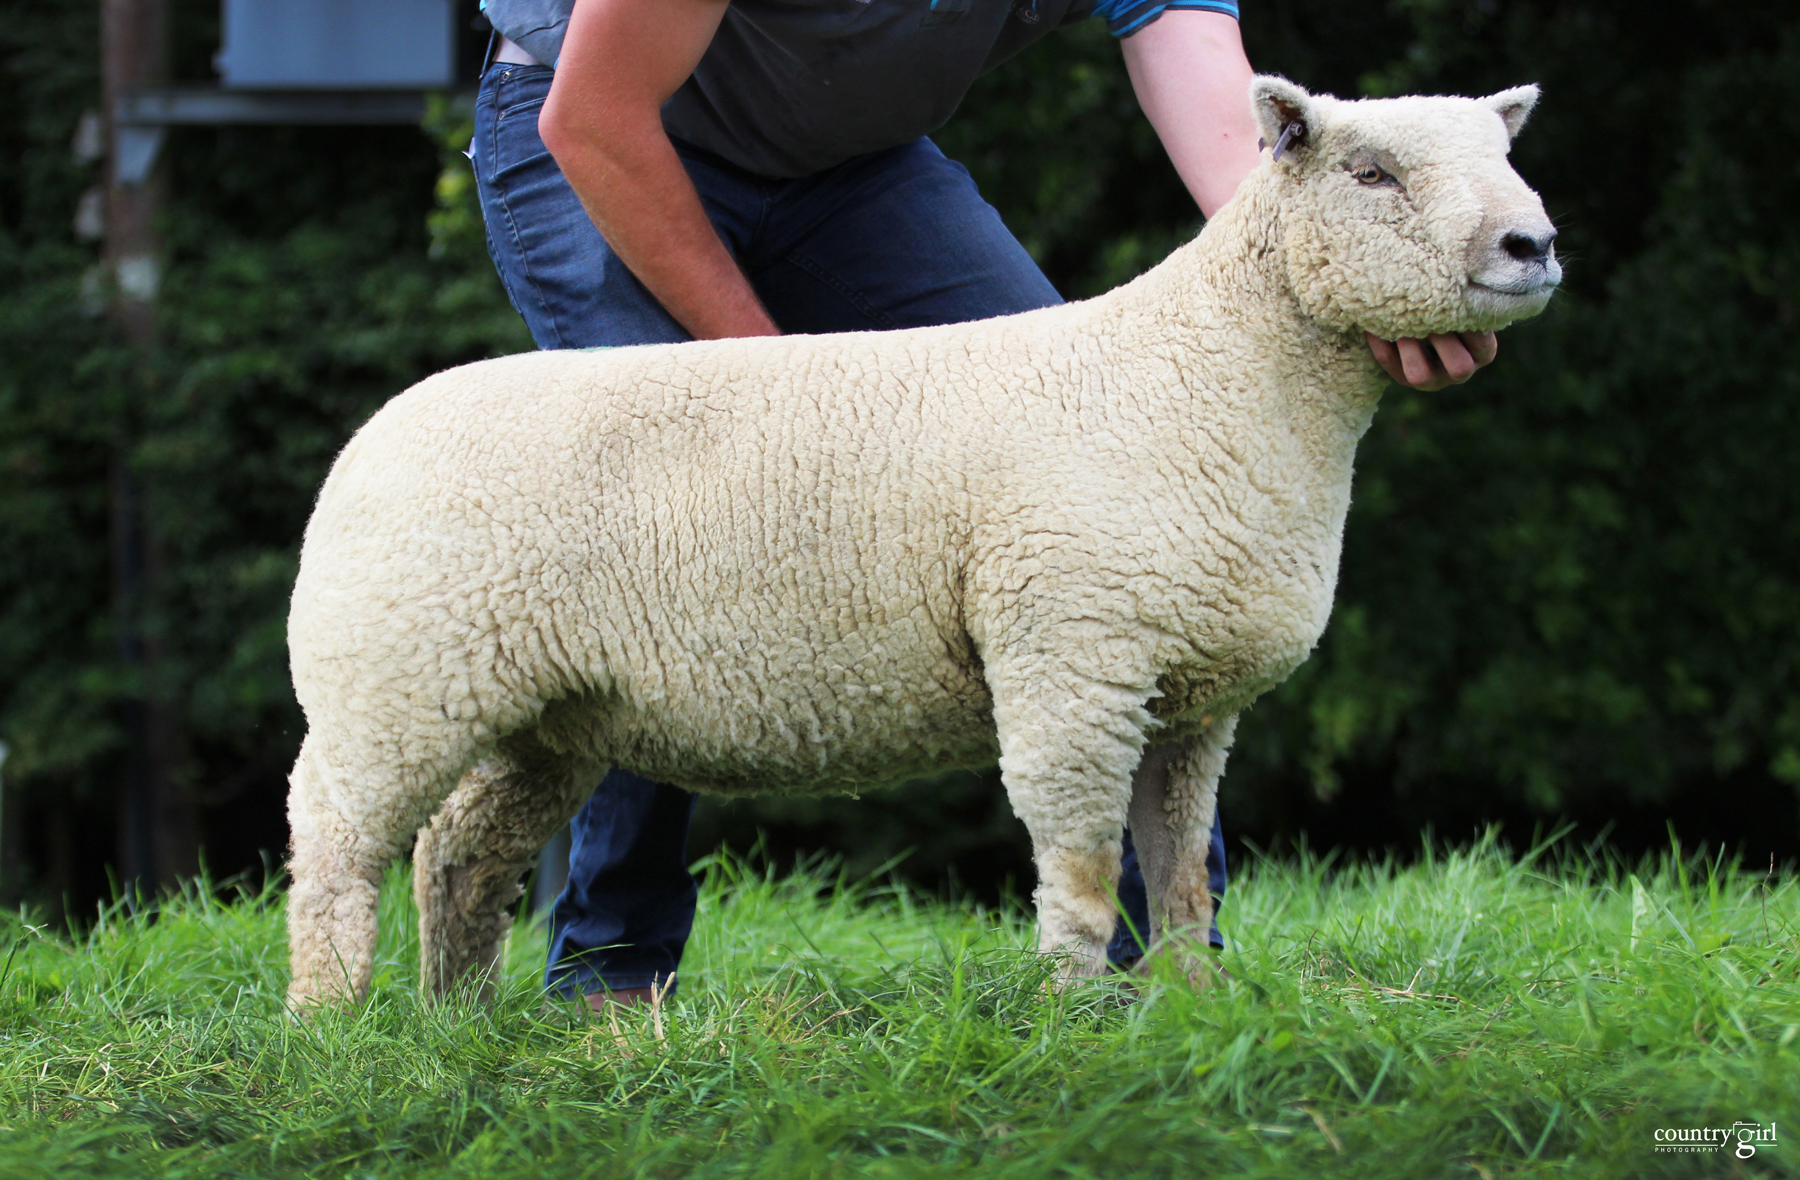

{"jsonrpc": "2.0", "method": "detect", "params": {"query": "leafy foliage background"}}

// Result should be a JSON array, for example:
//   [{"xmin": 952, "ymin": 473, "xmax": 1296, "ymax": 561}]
[{"xmin": 1, "ymin": 0, "xmax": 1796, "ymax": 914}]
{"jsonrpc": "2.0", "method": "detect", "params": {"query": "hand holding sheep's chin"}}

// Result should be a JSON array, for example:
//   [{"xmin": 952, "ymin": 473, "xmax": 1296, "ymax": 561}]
[{"xmin": 1366, "ymin": 330, "xmax": 1499, "ymax": 391}]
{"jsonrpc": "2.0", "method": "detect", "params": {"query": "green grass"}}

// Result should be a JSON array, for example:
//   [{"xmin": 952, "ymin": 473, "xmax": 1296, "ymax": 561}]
[{"xmin": 0, "ymin": 837, "xmax": 1795, "ymax": 1178}]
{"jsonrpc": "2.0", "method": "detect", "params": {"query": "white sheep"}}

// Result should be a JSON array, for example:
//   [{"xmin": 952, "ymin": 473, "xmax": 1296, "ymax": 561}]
[{"xmin": 283, "ymin": 77, "xmax": 1560, "ymax": 1009}]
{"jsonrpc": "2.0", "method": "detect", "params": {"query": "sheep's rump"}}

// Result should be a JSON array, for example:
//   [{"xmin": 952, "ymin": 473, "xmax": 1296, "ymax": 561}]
[{"xmin": 290, "ymin": 337, "xmax": 1021, "ymax": 798}]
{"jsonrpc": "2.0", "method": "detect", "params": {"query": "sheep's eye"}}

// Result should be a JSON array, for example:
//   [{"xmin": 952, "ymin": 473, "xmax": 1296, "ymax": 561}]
[{"xmin": 1353, "ymin": 164, "xmax": 1388, "ymax": 185}]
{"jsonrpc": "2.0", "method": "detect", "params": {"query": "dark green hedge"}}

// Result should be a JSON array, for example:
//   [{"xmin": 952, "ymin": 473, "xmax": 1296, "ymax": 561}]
[{"xmin": 2, "ymin": 0, "xmax": 1795, "ymax": 915}]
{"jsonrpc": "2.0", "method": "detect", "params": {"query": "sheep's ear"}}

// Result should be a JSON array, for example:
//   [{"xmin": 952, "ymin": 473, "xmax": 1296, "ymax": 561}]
[
  {"xmin": 1250, "ymin": 75, "xmax": 1322, "ymax": 165},
  {"xmin": 1484, "ymin": 84, "xmax": 1540, "ymax": 141}
]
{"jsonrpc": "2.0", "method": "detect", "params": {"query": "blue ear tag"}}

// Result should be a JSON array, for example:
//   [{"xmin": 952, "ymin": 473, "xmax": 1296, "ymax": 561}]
[{"xmin": 1271, "ymin": 121, "xmax": 1303, "ymax": 162}]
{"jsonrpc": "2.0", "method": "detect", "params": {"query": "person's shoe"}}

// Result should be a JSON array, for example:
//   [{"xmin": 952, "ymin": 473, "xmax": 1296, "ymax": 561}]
[{"xmin": 585, "ymin": 986, "xmax": 655, "ymax": 1011}]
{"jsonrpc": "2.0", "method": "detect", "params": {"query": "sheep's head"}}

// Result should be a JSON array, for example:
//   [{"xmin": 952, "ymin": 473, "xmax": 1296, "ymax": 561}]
[{"xmin": 1250, "ymin": 76, "xmax": 1560, "ymax": 340}]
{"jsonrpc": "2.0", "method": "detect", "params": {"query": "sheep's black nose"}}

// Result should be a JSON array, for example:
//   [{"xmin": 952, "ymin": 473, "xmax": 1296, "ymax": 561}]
[{"xmin": 1502, "ymin": 229, "xmax": 1557, "ymax": 263}]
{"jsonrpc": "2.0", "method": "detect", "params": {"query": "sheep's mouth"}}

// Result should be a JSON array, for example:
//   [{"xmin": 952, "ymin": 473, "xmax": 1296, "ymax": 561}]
[
  {"xmin": 1470, "ymin": 276, "xmax": 1560, "ymax": 297},
  {"xmin": 1469, "ymin": 255, "xmax": 1563, "ymax": 298},
  {"xmin": 1461, "ymin": 270, "xmax": 1559, "ymax": 329}
]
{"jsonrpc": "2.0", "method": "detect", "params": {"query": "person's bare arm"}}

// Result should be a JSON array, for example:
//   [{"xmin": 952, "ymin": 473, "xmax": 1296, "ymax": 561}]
[
  {"xmin": 1121, "ymin": 11, "xmax": 1495, "ymax": 390},
  {"xmin": 1120, "ymin": 11, "xmax": 1261, "ymax": 219},
  {"xmin": 539, "ymin": 0, "xmax": 779, "ymax": 339}
]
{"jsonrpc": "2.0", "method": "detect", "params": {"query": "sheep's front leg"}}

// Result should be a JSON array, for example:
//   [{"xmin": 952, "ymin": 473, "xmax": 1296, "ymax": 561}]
[
  {"xmin": 1127, "ymin": 716, "xmax": 1237, "ymax": 987},
  {"xmin": 988, "ymin": 659, "xmax": 1154, "ymax": 982},
  {"xmin": 413, "ymin": 730, "xmax": 600, "ymax": 1000}
]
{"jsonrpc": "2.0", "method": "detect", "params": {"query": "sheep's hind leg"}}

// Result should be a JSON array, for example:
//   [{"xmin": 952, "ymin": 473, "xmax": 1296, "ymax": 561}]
[
  {"xmin": 1127, "ymin": 716, "xmax": 1238, "ymax": 988},
  {"xmin": 413, "ymin": 729, "xmax": 600, "ymax": 1000},
  {"xmin": 287, "ymin": 733, "xmax": 461, "ymax": 1012}
]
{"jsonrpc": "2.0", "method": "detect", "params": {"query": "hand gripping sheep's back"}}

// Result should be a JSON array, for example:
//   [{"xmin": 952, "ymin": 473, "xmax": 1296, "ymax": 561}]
[{"xmin": 283, "ymin": 78, "xmax": 1560, "ymax": 1011}]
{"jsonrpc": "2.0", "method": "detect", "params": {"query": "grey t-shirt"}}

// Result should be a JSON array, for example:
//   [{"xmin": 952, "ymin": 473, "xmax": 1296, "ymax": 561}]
[{"xmin": 485, "ymin": 0, "xmax": 1097, "ymax": 178}]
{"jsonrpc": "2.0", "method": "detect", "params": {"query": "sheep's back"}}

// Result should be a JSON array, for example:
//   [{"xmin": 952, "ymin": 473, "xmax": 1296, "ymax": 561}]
[{"xmin": 291, "ymin": 328, "xmax": 1025, "ymax": 793}]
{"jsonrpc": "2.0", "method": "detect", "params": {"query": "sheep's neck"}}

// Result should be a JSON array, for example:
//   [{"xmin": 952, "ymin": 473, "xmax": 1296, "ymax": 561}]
[
  {"xmin": 1114, "ymin": 166, "xmax": 1386, "ymax": 487},
  {"xmin": 1184, "ymin": 166, "xmax": 1380, "ymax": 433}
]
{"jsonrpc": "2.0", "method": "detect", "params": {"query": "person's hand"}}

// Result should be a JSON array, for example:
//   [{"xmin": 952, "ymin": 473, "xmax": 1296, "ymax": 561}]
[{"xmin": 1366, "ymin": 331, "xmax": 1498, "ymax": 390}]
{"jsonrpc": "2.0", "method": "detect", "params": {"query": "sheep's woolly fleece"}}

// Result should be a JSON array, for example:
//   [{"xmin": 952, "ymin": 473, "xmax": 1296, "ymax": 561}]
[{"xmin": 283, "ymin": 77, "xmax": 1561, "ymax": 1009}]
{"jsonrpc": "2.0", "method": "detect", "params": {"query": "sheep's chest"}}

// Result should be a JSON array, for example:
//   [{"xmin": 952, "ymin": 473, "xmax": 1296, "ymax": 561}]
[{"xmin": 1148, "ymin": 513, "xmax": 1342, "ymax": 730}]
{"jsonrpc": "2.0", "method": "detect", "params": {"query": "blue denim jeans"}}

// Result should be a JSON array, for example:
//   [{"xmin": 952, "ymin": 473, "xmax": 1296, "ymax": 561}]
[{"xmin": 471, "ymin": 62, "xmax": 1224, "ymax": 995}]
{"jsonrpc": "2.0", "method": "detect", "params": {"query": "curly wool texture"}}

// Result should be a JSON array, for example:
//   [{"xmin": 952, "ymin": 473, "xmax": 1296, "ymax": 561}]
[{"xmin": 284, "ymin": 79, "xmax": 1559, "ymax": 1009}]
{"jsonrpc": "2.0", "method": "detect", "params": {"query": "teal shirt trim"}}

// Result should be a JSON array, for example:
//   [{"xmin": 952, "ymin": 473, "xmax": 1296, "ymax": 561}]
[{"xmin": 1091, "ymin": 0, "xmax": 1240, "ymax": 37}]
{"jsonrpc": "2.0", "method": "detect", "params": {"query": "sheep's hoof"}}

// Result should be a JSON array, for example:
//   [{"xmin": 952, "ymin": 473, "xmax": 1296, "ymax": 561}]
[
  {"xmin": 284, "ymin": 985, "xmax": 338, "ymax": 1020},
  {"xmin": 1188, "ymin": 955, "xmax": 1230, "ymax": 988},
  {"xmin": 285, "ymin": 966, "xmax": 368, "ymax": 1017},
  {"xmin": 1037, "ymin": 943, "xmax": 1113, "ymax": 994},
  {"xmin": 1131, "ymin": 942, "xmax": 1228, "ymax": 990}
]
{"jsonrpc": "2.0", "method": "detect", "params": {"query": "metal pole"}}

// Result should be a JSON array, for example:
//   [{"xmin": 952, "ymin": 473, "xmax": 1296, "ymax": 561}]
[
  {"xmin": 0, "ymin": 741, "xmax": 10, "ymax": 891},
  {"xmin": 102, "ymin": 0, "xmax": 194, "ymax": 901},
  {"xmin": 102, "ymin": 0, "xmax": 165, "ymax": 346}
]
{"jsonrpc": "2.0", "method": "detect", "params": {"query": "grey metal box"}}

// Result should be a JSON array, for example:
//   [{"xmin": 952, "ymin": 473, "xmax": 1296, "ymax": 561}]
[{"xmin": 216, "ymin": 0, "xmax": 455, "ymax": 89}]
